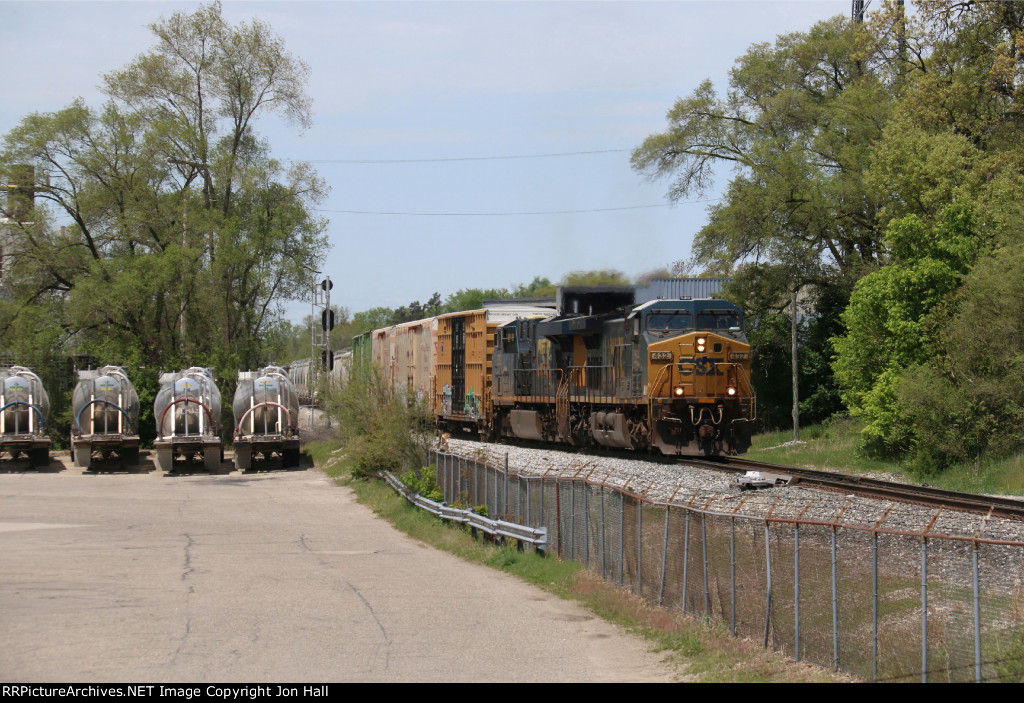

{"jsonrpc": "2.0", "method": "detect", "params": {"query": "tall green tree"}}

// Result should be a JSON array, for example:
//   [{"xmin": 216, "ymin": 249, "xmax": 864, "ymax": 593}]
[
  {"xmin": 0, "ymin": 1, "xmax": 328, "ymax": 377},
  {"xmin": 897, "ymin": 243, "xmax": 1024, "ymax": 473},
  {"xmin": 632, "ymin": 16, "xmax": 893, "ymax": 281},
  {"xmin": 831, "ymin": 205, "xmax": 986, "ymax": 455}
]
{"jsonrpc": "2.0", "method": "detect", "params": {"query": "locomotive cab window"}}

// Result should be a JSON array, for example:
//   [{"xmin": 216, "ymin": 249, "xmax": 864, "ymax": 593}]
[
  {"xmin": 696, "ymin": 310, "xmax": 742, "ymax": 331},
  {"xmin": 501, "ymin": 328, "xmax": 516, "ymax": 353},
  {"xmin": 645, "ymin": 311, "xmax": 693, "ymax": 335}
]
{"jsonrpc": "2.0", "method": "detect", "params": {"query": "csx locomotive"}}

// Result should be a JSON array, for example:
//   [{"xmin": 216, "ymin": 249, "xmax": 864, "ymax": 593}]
[{"xmin": 304, "ymin": 287, "xmax": 755, "ymax": 457}]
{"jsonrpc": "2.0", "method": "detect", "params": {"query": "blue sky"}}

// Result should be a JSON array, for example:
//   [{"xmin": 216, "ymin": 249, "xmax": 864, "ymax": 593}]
[{"xmin": 1, "ymin": 0, "xmax": 846, "ymax": 323}]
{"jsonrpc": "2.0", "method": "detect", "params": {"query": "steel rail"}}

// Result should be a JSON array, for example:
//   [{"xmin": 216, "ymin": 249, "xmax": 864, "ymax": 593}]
[{"xmin": 684, "ymin": 456, "xmax": 1024, "ymax": 521}]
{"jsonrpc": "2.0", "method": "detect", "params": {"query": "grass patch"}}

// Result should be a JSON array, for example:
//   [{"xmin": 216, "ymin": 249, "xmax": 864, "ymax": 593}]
[
  {"xmin": 749, "ymin": 418, "xmax": 1024, "ymax": 496},
  {"xmin": 310, "ymin": 441, "xmax": 849, "ymax": 683},
  {"xmin": 749, "ymin": 416, "xmax": 898, "ymax": 474}
]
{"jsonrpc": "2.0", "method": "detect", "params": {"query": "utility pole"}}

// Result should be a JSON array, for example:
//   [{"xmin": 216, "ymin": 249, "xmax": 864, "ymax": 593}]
[
  {"xmin": 792, "ymin": 285, "xmax": 800, "ymax": 443},
  {"xmin": 852, "ymin": 0, "xmax": 868, "ymax": 23}
]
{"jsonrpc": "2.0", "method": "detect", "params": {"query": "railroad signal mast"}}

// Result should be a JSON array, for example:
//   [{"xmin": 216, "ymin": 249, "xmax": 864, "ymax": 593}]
[{"xmin": 311, "ymin": 276, "xmax": 334, "ymax": 387}]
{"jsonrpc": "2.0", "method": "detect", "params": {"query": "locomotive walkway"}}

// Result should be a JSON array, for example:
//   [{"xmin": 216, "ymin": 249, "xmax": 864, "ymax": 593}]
[{"xmin": 0, "ymin": 455, "xmax": 676, "ymax": 682}]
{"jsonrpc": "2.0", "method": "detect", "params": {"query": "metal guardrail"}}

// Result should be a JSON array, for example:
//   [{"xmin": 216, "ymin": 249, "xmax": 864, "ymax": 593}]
[{"xmin": 382, "ymin": 470, "xmax": 548, "ymax": 551}]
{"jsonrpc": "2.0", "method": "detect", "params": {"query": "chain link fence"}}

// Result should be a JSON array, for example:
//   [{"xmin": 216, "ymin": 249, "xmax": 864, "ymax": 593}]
[{"xmin": 429, "ymin": 449, "xmax": 1024, "ymax": 682}]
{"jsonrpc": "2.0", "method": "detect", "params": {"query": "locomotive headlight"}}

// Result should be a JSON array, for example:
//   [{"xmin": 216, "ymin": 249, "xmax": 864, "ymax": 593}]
[
  {"xmin": 727, "ymin": 386, "xmax": 737, "ymax": 396},
  {"xmin": 696, "ymin": 336, "xmax": 706, "ymax": 353},
  {"xmin": 674, "ymin": 386, "xmax": 685, "ymax": 397}
]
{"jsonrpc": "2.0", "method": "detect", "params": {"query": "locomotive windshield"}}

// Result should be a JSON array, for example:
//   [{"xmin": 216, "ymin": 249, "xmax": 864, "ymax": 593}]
[
  {"xmin": 696, "ymin": 310, "xmax": 742, "ymax": 331},
  {"xmin": 646, "ymin": 311, "xmax": 694, "ymax": 335}
]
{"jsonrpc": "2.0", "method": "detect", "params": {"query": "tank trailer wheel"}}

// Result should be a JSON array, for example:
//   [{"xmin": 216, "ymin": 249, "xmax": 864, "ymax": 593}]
[
  {"xmin": 155, "ymin": 448, "xmax": 174, "ymax": 473},
  {"xmin": 74, "ymin": 446, "xmax": 91, "ymax": 468},
  {"xmin": 234, "ymin": 446, "xmax": 252, "ymax": 471},
  {"xmin": 204, "ymin": 447, "xmax": 222, "ymax": 473},
  {"xmin": 121, "ymin": 447, "xmax": 140, "ymax": 467},
  {"xmin": 283, "ymin": 447, "xmax": 301, "ymax": 469}
]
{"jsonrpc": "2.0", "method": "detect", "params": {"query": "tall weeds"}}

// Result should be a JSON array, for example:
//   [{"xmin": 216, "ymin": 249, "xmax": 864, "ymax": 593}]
[{"xmin": 324, "ymin": 365, "xmax": 433, "ymax": 478}]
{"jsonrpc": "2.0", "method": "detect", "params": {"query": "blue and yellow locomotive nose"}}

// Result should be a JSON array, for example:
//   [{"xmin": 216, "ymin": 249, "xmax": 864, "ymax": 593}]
[{"xmin": 646, "ymin": 330, "xmax": 754, "ymax": 456}]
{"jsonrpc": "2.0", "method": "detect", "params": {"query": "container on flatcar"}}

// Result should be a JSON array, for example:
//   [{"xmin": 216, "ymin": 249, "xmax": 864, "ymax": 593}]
[
  {"xmin": 0, "ymin": 365, "xmax": 51, "ymax": 466},
  {"xmin": 70, "ymin": 366, "xmax": 141, "ymax": 468},
  {"xmin": 233, "ymin": 366, "xmax": 300, "ymax": 470},
  {"xmin": 153, "ymin": 367, "xmax": 222, "ymax": 472}
]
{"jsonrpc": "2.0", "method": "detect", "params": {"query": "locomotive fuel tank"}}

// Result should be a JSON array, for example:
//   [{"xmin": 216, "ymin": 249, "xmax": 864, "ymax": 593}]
[
  {"xmin": 153, "ymin": 367, "xmax": 223, "ymax": 472},
  {"xmin": 0, "ymin": 366, "xmax": 51, "ymax": 466},
  {"xmin": 70, "ymin": 366, "xmax": 141, "ymax": 468},
  {"xmin": 232, "ymin": 366, "xmax": 300, "ymax": 470}
]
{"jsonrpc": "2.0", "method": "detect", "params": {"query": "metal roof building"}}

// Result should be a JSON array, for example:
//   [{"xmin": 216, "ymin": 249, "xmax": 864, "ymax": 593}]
[{"xmin": 634, "ymin": 278, "xmax": 732, "ymax": 303}]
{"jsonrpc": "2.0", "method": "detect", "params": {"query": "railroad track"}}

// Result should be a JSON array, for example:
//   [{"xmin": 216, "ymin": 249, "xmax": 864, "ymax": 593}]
[{"xmin": 685, "ymin": 456, "xmax": 1024, "ymax": 521}]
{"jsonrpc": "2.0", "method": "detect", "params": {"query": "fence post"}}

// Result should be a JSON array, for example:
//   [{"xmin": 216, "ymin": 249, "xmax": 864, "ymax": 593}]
[
  {"xmin": 730, "ymin": 518, "xmax": 736, "ymax": 635},
  {"xmin": 973, "ymin": 542, "xmax": 981, "ymax": 684},
  {"xmin": 702, "ymin": 513, "xmax": 710, "ymax": 617},
  {"xmin": 659, "ymin": 507, "xmax": 670, "ymax": 607},
  {"xmin": 794, "ymin": 524, "xmax": 801, "ymax": 662},
  {"xmin": 526, "ymin": 477, "xmax": 531, "ymax": 526},
  {"xmin": 682, "ymin": 511, "xmax": 690, "ymax": 614},
  {"xmin": 832, "ymin": 527, "xmax": 839, "ymax": 671},
  {"xmin": 570, "ymin": 480, "xmax": 576, "ymax": 562},
  {"xmin": 637, "ymin": 499, "xmax": 643, "ymax": 597},
  {"xmin": 618, "ymin": 493, "xmax": 624, "ymax": 586},
  {"xmin": 600, "ymin": 485, "xmax": 606, "ymax": 579},
  {"xmin": 518, "ymin": 476, "xmax": 523, "ymax": 525},
  {"xmin": 763, "ymin": 522, "xmax": 772, "ymax": 648},
  {"xmin": 921, "ymin": 538, "xmax": 928, "ymax": 684},
  {"xmin": 872, "ymin": 531, "xmax": 879, "ymax": 682},
  {"xmin": 584, "ymin": 481, "xmax": 590, "ymax": 569},
  {"xmin": 504, "ymin": 452, "xmax": 509, "ymax": 519},
  {"xmin": 540, "ymin": 475, "xmax": 544, "ymax": 525},
  {"xmin": 555, "ymin": 480, "xmax": 562, "ymax": 560}
]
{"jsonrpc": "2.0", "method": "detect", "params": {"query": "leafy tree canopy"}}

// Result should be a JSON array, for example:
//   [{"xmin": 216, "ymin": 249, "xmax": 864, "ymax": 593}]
[{"xmin": 0, "ymin": 1, "xmax": 328, "ymax": 385}]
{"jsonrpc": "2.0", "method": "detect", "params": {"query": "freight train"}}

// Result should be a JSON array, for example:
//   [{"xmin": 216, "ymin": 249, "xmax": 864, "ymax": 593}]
[{"xmin": 294, "ymin": 288, "xmax": 755, "ymax": 457}]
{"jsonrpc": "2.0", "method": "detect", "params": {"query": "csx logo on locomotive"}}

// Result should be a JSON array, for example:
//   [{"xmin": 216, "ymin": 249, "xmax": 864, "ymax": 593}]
[{"xmin": 677, "ymin": 358, "xmax": 725, "ymax": 376}]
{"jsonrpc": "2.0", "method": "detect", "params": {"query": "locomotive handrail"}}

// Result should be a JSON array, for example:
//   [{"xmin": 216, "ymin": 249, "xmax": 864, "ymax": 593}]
[
  {"xmin": 649, "ymin": 362, "xmax": 673, "ymax": 399},
  {"xmin": 157, "ymin": 397, "xmax": 216, "ymax": 439},
  {"xmin": 235, "ymin": 401, "xmax": 293, "ymax": 439},
  {"xmin": 73, "ymin": 398, "xmax": 136, "ymax": 436},
  {"xmin": 0, "ymin": 401, "xmax": 46, "ymax": 432}
]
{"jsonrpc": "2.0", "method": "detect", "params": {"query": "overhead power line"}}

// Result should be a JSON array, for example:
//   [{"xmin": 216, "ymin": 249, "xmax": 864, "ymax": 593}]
[
  {"xmin": 306, "ymin": 148, "xmax": 630, "ymax": 164},
  {"xmin": 316, "ymin": 198, "xmax": 716, "ymax": 217}
]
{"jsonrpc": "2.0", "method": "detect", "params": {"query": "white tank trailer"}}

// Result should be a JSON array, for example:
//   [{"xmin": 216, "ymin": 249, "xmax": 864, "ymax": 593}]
[
  {"xmin": 0, "ymin": 366, "xmax": 50, "ymax": 466},
  {"xmin": 153, "ymin": 367, "xmax": 222, "ymax": 472},
  {"xmin": 232, "ymin": 366, "xmax": 300, "ymax": 470},
  {"xmin": 70, "ymin": 366, "xmax": 141, "ymax": 468}
]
